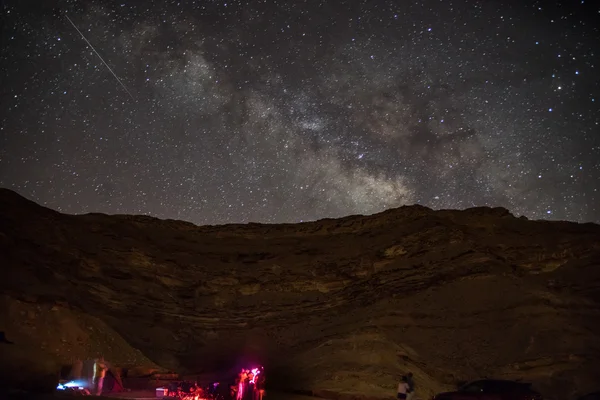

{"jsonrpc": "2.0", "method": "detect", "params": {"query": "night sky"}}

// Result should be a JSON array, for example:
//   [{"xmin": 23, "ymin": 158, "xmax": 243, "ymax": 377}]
[{"xmin": 1, "ymin": 0, "xmax": 599, "ymax": 225}]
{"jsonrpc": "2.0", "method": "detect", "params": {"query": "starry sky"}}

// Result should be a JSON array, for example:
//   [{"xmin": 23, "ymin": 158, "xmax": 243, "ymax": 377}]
[{"xmin": 1, "ymin": 0, "xmax": 599, "ymax": 225}]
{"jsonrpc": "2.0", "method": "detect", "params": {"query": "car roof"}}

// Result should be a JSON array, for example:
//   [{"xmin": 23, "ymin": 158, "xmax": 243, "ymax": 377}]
[{"xmin": 578, "ymin": 393, "xmax": 600, "ymax": 400}]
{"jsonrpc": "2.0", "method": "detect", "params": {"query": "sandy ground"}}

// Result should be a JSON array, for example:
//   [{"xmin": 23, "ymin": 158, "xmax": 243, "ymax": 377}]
[
  {"xmin": 105, "ymin": 392, "xmax": 318, "ymax": 400},
  {"xmin": 106, "ymin": 392, "xmax": 321, "ymax": 400},
  {"xmin": 105, "ymin": 390, "xmax": 157, "ymax": 400},
  {"xmin": 2, "ymin": 392, "xmax": 320, "ymax": 400}
]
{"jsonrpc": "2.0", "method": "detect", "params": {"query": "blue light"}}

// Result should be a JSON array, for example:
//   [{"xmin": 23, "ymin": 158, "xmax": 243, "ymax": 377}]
[{"xmin": 57, "ymin": 380, "xmax": 87, "ymax": 390}]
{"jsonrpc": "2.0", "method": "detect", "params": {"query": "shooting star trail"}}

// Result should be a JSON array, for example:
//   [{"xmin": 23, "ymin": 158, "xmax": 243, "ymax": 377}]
[{"xmin": 65, "ymin": 14, "xmax": 134, "ymax": 100}]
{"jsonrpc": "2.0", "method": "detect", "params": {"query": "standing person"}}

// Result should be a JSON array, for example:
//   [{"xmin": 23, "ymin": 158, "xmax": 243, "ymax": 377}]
[
  {"xmin": 397, "ymin": 376, "xmax": 410, "ymax": 400},
  {"xmin": 245, "ymin": 371, "xmax": 255, "ymax": 400},
  {"xmin": 254, "ymin": 368, "xmax": 266, "ymax": 400},
  {"xmin": 243, "ymin": 369, "xmax": 250, "ymax": 398},
  {"xmin": 237, "ymin": 369, "xmax": 247, "ymax": 400},
  {"xmin": 406, "ymin": 372, "xmax": 415, "ymax": 400},
  {"xmin": 93, "ymin": 356, "xmax": 108, "ymax": 396},
  {"xmin": 233, "ymin": 372, "xmax": 241, "ymax": 400}
]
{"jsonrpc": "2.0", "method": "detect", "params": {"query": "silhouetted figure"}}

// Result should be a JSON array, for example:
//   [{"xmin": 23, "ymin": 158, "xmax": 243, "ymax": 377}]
[
  {"xmin": 254, "ymin": 370, "xmax": 266, "ymax": 400},
  {"xmin": 245, "ymin": 372, "xmax": 255, "ymax": 400},
  {"xmin": 406, "ymin": 372, "xmax": 415, "ymax": 400},
  {"xmin": 237, "ymin": 369, "xmax": 248, "ymax": 400},
  {"xmin": 168, "ymin": 381, "xmax": 179, "ymax": 395}
]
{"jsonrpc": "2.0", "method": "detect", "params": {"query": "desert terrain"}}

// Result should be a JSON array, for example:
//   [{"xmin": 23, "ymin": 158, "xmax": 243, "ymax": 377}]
[{"xmin": 1, "ymin": 188, "xmax": 599, "ymax": 399}]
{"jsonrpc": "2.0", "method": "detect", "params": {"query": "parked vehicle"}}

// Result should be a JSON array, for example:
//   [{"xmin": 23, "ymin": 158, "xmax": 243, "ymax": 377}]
[
  {"xmin": 433, "ymin": 379, "xmax": 543, "ymax": 400},
  {"xmin": 577, "ymin": 392, "xmax": 600, "ymax": 400}
]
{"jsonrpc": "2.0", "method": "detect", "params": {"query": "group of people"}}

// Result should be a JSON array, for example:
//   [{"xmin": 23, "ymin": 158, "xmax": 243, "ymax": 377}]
[
  {"xmin": 397, "ymin": 372, "xmax": 415, "ymax": 400},
  {"xmin": 233, "ymin": 367, "xmax": 266, "ymax": 400},
  {"xmin": 165, "ymin": 380, "xmax": 211, "ymax": 399}
]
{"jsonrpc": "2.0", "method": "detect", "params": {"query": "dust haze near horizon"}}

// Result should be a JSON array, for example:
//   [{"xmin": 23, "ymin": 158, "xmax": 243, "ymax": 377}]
[{"xmin": 1, "ymin": 0, "xmax": 599, "ymax": 224}]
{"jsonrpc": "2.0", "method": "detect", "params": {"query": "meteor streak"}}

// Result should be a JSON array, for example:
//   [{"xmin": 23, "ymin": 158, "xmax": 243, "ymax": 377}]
[{"xmin": 65, "ymin": 14, "xmax": 134, "ymax": 100}]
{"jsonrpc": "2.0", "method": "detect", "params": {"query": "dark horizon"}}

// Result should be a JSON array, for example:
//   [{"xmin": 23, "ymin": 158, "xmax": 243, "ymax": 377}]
[{"xmin": 3, "ymin": 185, "xmax": 596, "ymax": 228}]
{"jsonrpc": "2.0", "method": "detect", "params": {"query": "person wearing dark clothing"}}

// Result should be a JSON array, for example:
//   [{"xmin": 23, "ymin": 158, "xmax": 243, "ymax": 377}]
[
  {"xmin": 254, "ymin": 372, "xmax": 266, "ymax": 400},
  {"xmin": 168, "ymin": 381, "xmax": 179, "ymax": 395},
  {"xmin": 244, "ymin": 372, "xmax": 255, "ymax": 400},
  {"xmin": 406, "ymin": 372, "xmax": 415, "ymax": 400}
]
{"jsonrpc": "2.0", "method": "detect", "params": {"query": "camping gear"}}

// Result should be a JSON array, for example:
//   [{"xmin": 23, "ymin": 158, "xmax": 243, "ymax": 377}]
[{"xmin": 101, "ymin": 367, "xmax": 125, "ymax": 393}]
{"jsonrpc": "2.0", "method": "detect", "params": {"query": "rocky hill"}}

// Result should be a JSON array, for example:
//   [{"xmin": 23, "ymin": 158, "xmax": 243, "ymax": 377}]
[{"xmin": 0, "ymin": 188, "xmax": 599, "ymax": 399}]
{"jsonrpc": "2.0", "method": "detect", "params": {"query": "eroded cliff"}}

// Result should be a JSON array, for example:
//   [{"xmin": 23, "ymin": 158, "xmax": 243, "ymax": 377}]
[{"xmin": 1, "ymin": 188, "xmax": 599, "ymax": 399}]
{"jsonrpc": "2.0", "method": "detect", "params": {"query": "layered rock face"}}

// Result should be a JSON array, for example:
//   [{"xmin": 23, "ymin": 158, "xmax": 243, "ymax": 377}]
[{"xmin": 1, "ymin": 188, "xmax": 599, "ymax": 399}]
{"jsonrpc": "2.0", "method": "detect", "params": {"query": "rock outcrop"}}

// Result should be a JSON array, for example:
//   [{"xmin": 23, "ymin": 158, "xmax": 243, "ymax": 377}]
[{"xmin": 1, "ymin": 188, "xmax": 599, "ymax": 399}]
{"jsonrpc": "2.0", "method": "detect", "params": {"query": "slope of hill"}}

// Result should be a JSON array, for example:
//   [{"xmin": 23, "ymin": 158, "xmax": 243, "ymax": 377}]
[{"xmin": 1, "ymin": 188, "xmax": 599, "ymax": 399}]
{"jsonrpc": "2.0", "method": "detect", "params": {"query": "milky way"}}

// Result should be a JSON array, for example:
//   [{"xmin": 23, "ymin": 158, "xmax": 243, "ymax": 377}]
[{"xmin": 1, "ymin": 0, "xmax": 599, "ymax": 224}]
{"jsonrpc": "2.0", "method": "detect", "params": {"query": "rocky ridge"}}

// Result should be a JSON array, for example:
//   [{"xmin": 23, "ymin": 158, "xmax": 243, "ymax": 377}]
[{"xmin": 0, "ymin": 188, "xmax": 599, "ymax": 399}]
